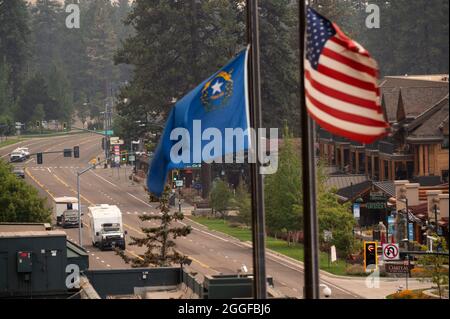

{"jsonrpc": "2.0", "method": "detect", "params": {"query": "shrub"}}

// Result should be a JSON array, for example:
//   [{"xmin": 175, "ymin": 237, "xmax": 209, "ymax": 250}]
[{"xmin": 345, "ymin": 264, "xmax": 366, "ymax": 276}]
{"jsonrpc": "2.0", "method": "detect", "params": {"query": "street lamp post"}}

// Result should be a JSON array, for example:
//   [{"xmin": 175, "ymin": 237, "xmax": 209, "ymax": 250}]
[
  {"xmin": 398, "ymin": 187, "xmax": 410, "ymax": 246},
  {"xmin": 432, "ymin": 197, "xmax": 440, "ymax": 235}
]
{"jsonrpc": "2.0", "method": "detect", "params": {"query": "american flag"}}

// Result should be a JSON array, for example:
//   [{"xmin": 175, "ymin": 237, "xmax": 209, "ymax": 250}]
[{"xmin": 305, "ymin": 7, "xmax": 390, "ymax": 144}]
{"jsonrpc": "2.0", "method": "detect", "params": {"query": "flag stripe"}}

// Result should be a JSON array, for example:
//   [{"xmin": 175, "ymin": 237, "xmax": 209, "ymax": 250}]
[
  {"xmin": 306, "ymin": 98, "xmax": 388, "ymax": 136},
  {"xmin": 322, "ymin": 47, "xmax": 377, "ymax": 77},
  {"xmin": 320, "ymin": 55, "xmax": 377, "ymax": 84},
  {"xmin": 307, "ymin": 107, "xmax": 387, "ymax": 144},
  {"xmin": 326, "ymin": 40, "xmax": 377, "ymax": 69},
  {"xmin": 330, "ymin": 31, "xmax": 370, "ymax": 58},
  {"xmin": 305, "ymin": 90, "xmax": 388, "ymax": 127},
  {"xmin": 305, "ymin": 69, "xmax": 379, "ymax": 110},
  {"xmin": 304, "ymin": 75, "xmax": 385, "ymax": 122},
  {"xmin": 306, "ymin": 63, "xmax": 377, "ymax": 100},
  {"xmin": 318, "ymin": 64, "xmax": 377, "ymax": 92}
]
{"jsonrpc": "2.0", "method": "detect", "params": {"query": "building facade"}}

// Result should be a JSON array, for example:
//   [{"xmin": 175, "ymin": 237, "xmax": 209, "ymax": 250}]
[{"xmin": 318, "ymin": 75, "xmax": 449, "ymax": 185}]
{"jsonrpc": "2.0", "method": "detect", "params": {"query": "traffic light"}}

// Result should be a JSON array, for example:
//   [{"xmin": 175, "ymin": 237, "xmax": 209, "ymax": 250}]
[
  {"xmin": 364, "ymin": 241, "xmax": 378, "ymax": 272},
  {"xmin": 37, "ymin": 153, "xmax": 43, "ymax": 165},
  {"xmin": 172, "ymin": 170, "xmax": 179, "ymax": 181},
  {"xmin": 73, "ymin": 146, "xmax": 80, "ymax": 158},
  {"xmin": 64, "ymin": 149, "xmax": 72, "ymax": 158},
  {"xmin": 36, "ymin": 121, "xmax": 40, "ymax": 127}
]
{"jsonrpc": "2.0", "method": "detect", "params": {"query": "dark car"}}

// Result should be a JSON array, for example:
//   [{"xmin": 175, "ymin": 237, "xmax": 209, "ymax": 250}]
[{"xmin": 13, "ymin": 168, "xmax": 25, "ymax": 179}]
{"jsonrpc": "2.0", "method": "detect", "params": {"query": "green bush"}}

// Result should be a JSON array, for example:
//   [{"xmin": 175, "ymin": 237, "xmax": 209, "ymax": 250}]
[{"xmin": 0, "ymin": 160, "xmax": 51, "ymax": 223}]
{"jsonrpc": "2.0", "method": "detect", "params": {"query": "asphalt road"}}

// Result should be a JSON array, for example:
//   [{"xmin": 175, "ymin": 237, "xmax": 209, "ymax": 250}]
[{"xmin": 1, "ymin": 133, "xmax": 360, "ymax": 299}]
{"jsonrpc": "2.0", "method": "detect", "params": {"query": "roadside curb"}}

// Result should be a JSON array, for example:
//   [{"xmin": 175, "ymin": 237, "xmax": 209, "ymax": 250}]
[{"xmin": 186, "ymin": 218, "xmax": 430, "ymax": 285}]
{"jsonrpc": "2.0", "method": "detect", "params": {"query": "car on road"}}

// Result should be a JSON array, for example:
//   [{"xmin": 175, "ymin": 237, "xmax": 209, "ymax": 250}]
[
  {"xmin": 10, "ymin": 151, "xmax": 26, "ymax": 163},
  {"xmin": 12, "ymin": 168, "xmax": 25, "ymax": 179},
  {"xmin": 16, "ymin": 147, "xmax": 30, "ymax": 159},
  {"xmin": 61, "ymin": 210, "xmax": 81, "ymax": 228}
]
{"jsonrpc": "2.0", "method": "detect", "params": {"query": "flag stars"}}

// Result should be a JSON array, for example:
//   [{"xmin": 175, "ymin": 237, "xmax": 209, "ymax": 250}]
[{"xmin": 211, "ymin": 80, "xmax": 223, "ymax": 95}]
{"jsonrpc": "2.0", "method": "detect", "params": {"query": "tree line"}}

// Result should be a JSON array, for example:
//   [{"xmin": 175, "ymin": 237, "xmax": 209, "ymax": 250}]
[
  {"xmin": 0, "ymin": 0, "xmax": 132, "ymax": 134},
  {"xmin": 113, "ymin": 0, "xmax": 449, "ymax": 141}
]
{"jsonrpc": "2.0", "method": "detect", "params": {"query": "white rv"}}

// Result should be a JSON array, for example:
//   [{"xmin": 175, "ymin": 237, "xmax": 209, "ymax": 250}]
[
  {"xmin": 88, "ymin": 204, "xmax": 126, "ymax": 250},
  {"xmin": 54, "ymin": 196, "xmax": 79, "ymax": 226}
]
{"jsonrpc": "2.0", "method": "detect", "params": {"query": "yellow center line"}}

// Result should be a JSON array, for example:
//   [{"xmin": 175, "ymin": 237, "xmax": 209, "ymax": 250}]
[{"xmin": 27, "ymin": 166, "xmax": 211, "ymax": 269}]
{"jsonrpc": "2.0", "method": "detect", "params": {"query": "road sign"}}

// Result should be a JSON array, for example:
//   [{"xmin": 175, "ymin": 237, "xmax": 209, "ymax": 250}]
[
  {"xmin": 382, "ymin": 243, "xmax": 400, "ymax": 261},
  {"xmin": 323, "ymin": 230, "xmax": 333, "ymax": 242},
  {"xmin": 364, "ymin": 241, "xmax": 378, "ymax": 272},
  {"xmin": 175, "ymin": 180, "xmax": 184, "ymax": 188},
  {"xmin": 408, "ymin": 223, "xmax": 414, "ymax": 241},
  {"xmin": 330, "ymin": 245, "xmax": 337, "ymax": 263},
  {"xmin": 110, "ymin": 138, "xmax": 124, "ymax": 145},
  {"xmin": 353, "ymin": 203, "xmax": 360, "ymax": 219},
  {"xmin": 385, "ymin": 263, "xmax": 414, "ymax": 274},
  {"xmin": 128, "ymin": 155, "xmax": 135, "ymax": 162}
]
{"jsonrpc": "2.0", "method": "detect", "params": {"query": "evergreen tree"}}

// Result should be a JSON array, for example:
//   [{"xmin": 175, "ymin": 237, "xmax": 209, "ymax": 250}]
[
  {"xmin": 30, "ymin": 0, "xmax": 64, "ymax": 77},
  {"xmin": 232, "ymin": 179, "xmax": 252, "ymax": 226},
  {"xmin": 84, "ymin": 0, "xmax": 119, "ymax": 98},
  {"xmin": 17, "ymin": 74, "xmax": 57, "ymax": 124},
  {"xmin": 210, "ymin": 178, "xmax": 233, "ymax": 218},
  {"xmin": 0, "ymin": 0, "xmax": 29, "ymax": 98},
  {"xmin": 116, "ymin": 186, "xmax": 191, "ymax": 267},
  {"xmin": 265, "ymin": 124, "xmax": 303, "ymax": 238},
  {"xmin": 0, "ymin": 60, "xmax": 15, "ymax": 120}
]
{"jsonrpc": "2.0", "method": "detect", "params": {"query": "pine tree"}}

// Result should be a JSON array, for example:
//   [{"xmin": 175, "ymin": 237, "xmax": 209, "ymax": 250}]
[
  {"xmin": 233, "ymin": 179, "xmax": 252, "ymax": 226},
  {"xmin": 0, "ymin": 0, "xmax": 29, "ymax": 98},
  {"xmin": 116, "ymin": 186, "xmax": 192, "ymax": 267},
  {"xmin": 265, "ymin": 124, "xmax": 303, "ymax": 238},
  {"xmin": 30, "ymin": 0, "xmax": 64, "ymax": 77}
]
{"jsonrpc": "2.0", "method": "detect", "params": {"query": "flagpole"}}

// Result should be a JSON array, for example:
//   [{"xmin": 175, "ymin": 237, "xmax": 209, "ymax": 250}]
[
  {"xmin": 299, "ymin": 1, "xmax": 320, "ymax": 299},
  {"xmin": 246, "ymin": 0, "xmax": 267, "ymax": 299}
]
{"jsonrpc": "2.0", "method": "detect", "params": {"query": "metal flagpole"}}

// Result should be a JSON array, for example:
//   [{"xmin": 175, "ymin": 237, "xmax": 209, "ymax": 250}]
[
  {"xmin": 299, "ymin": 0, "xmax": 320, "ymax": 299},
  {"xmin": 246, "ymin": 0, "xmax": 267, "ymax": 299}
]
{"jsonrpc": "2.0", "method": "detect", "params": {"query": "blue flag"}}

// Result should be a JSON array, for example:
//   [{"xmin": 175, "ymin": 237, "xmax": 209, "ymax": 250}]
[{"xmin": 147, "ymin": 48, "xmax": 250, "ymax": 197}]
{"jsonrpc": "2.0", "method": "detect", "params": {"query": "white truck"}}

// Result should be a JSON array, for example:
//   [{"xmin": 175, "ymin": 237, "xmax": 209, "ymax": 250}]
[
  {"xmin": 54, "ymin": 196, "xmax": 79, "ymax": 226},
  {"xmin": 88, "ymin": 204, "xmax": 126, "ymax": 250}
]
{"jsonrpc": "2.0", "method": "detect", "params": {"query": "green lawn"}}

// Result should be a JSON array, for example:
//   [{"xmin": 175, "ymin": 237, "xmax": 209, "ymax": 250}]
[
  {"xmin": 0, "ymin": 138, "xmax": 24, "ymax": 149},
  {"xmin": 189, "ymin": 216, "xmax": 348, "ymax": 276}
]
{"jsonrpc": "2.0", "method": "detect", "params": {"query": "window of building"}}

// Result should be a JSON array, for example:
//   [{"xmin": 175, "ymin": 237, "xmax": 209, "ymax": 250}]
[
  {"xmin": 442, "ymin": 170, "xmax": 449, "ymax": 183},
  {"xmin": 442, "ymin": 136, "xmax": 449, "ymax": 150}
]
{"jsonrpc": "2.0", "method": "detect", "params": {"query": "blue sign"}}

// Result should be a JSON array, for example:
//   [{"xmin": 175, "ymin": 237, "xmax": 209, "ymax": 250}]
[
  {"xmin": 408, "ymin": 223, "xmax": 414, "ymax": 241},
  {"xmin": 388, "ymin": 216, "xmax": 395, "ymax": 241},
  {"xmin": 353, "ymin": 203, "xmax": 361, "ymax": 219}
]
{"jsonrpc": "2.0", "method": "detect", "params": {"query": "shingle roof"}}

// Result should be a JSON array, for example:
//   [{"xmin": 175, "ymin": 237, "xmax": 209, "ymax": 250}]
[
  {"xmin": 380, "ymin": 75, "xmax": 449, "ymax": 122},
  {"xmin": 335, "ymin": 180, "xmax": 372, "ymax": 201},
  {"xmin": 325, "ymin": 174, "xmax": 369, "ymax": 191},
  {"xmin": 373, "ymin": 181, "xmax": 396, "ymax": 197},
  {"xmin": 399, "ymin": 87, "xmax": 449, "ymax": 118},
  {"xmin": 381, "ymin": 87, "xmax": 400, "ymax": 122},
  {"xmin": 408, "ymin": 95, "xmax": 449, "ymax": 140}
]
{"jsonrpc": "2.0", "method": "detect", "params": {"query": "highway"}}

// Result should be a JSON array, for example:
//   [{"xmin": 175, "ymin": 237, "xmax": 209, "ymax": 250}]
[{"xmin": 1, "ymin": 133, "xmax": 361, "ymax": 299}]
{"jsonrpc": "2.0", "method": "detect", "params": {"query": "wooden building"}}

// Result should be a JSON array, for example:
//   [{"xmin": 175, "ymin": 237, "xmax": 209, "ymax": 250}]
[{"xmin": 318, "ymin": 75, "xmax": 449, "ymax": 185}]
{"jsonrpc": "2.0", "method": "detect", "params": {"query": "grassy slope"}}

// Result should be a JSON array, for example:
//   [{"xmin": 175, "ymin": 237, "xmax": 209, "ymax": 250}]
[{"xmin": 189, "ymin": 216, "xmax": 348, "ymax": 276}]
